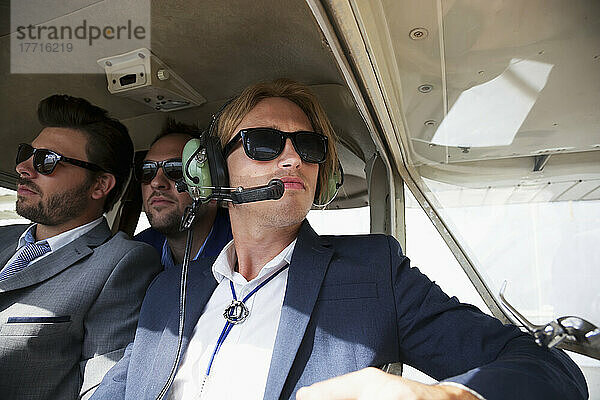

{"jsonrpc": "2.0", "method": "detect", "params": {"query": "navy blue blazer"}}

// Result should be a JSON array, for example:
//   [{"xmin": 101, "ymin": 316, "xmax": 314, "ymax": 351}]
[
  {"xmin": 92, "ymin": 220, "xmax": 587, "ymax": 400},
  {"xmin": 134, "ymin": 207, "xmax": 233, "ymax": 269}
]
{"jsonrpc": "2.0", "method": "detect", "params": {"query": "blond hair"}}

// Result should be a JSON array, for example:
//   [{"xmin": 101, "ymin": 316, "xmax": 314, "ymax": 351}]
[{"xmin": 216, "ymin": 79, "xmax": 338, "ymax": 196}]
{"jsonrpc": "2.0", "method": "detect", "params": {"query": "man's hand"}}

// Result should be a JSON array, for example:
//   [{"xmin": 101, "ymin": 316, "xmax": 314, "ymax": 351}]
[{"xmin": 296, "ymin": 367, "xmax": 478, "ymax": 400}]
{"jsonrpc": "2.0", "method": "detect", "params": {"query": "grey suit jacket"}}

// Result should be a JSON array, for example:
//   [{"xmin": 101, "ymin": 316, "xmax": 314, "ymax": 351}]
[{"xmin": 0, "ymin": 219, "xmax": 162, "ymax": 400}]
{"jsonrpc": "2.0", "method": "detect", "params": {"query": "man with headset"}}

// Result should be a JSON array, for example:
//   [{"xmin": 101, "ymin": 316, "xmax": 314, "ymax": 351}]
[
  {"xmin": 134, "ymin": 119, "xmax": 232, "ymax": 269},
  {"xmin": 92, "ymin": 80, "xmax": 587, "ymax": 400}
]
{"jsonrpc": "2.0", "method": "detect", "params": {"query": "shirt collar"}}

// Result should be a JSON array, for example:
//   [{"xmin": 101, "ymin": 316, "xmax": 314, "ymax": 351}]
[
  {"xmin": 161, "ymin": 224, "xmax": 215, "ymax": 269},
  {"xmin": 17, "ymin": 217, "xmax": 104, "ymax": 252},
  {"xmin": 212, "ymin": 238, "xmax": 296, "ymax": 286},
  {"xmin": 21, "ymin": 227, "xmax": 39, "ymax": 246}
]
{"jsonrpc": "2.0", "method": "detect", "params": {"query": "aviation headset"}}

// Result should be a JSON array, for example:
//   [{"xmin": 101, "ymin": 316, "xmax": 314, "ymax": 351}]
[{"xmin": 184, "ymin": 98, "xmax": 344, "ymax": 207}]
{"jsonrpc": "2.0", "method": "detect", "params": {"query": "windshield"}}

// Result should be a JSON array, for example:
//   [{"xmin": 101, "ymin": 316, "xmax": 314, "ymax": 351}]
[
  {"xmin": 421, "ymin": 180, "xmax": 599, "ymax": 325},
  {"xmin": 399, "ymin": 1, "xmax": 600, "ymax": 328},
  {"xmin": 321, "ymin": 0, "xmax": 600, "ymax": 385},
  {"xmin": 325, "ymin": 0, "xmax": 600, "ymax": 355}
]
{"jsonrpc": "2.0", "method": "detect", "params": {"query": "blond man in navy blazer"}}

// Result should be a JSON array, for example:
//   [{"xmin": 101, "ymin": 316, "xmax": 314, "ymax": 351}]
[
  {"xmin": 92, "ymin": 80, "xmax": 587, "ymax": 400},
  {"xmin": 0, "ymin": 95, "xmax": 161, "ymax": 399}
]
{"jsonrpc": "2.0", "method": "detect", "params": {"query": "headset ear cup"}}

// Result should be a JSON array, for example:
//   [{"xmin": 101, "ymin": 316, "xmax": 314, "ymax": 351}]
[
  {"xmin": 203, "ymin": 98, "xmax": 234, "ymax": 194},
  {"xmin": 314, "ymin": 161, "xmax": 344, "ymax": 207},
  {"xmin": 205, "ymin": 136, "xmax": 229, "ymax": 191}
]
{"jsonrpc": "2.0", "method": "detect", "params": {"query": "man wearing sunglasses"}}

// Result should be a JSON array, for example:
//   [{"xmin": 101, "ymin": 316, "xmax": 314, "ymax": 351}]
[
  {"xmin": 93, "ymin": 80, "xmax": 586, "ymax": 400},
  {"xmin": 134, "ymin": 119, "xmax": 232, "ymax": 269},
  {"xmin": 0, "ymin": 95, "xmax": 161, "ymax": 400}
]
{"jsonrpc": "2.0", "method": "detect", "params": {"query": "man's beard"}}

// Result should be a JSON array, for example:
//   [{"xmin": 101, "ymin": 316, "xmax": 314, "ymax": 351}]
[
  {"xmin": 229, "ymin": 173, "xmax": 314, "ymax": 229},
  {"xmin": 146, "ymin": 199, "xmax": 210, "ymax": 237},
  {"xmin": 16, "ymin": 178, "xmax": 92, "ymax": 226},
  {"xmin": 146, "ymin": 207, "xmax": 183, "ymax": 236},
  {"xmin": 233, "ymin": 194, "xmax": 311, "ymax": 229}
]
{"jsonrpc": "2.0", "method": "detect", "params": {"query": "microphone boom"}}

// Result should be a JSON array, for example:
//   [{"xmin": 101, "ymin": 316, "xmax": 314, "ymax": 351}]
[{"xmin": 230, "ymin": 179, "xmax": 284, "ymax": 204}]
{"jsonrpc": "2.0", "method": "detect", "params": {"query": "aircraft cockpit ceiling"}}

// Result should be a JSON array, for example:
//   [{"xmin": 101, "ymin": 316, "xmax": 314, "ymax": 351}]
[
  {"xmin": 322, "ymin": 0, "xmax": 600, "ymax": 206},
  {"xmin": 3, "ymin": 0, "xmax": 597, "ymax": 209},
  {"xmin": 0, "ymin": 0, "xmax": 375, "ymax": 209}
]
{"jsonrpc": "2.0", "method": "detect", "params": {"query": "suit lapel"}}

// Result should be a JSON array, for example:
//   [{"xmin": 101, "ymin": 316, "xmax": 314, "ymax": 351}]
[
  {"xmin": 263, "ymin": 221, "xmax": 333, "ymax": 400},
  {"xmin": 0, "ymin": 243, "xmax": 18, "ymax": 270},
  {"xmin": 0, "ymin": 225, "xmax": 29, "ymax": 267},
  {"xmin": 148, "ymin": 258, "xmax": 218, "ymax": 399},
  {"xmin": 184, "ymin": 258, "xmax": 219, "ymax": 338},
  {"xmin": 0, "ymin": 220, "xmax": 111, "ymax": 293}
]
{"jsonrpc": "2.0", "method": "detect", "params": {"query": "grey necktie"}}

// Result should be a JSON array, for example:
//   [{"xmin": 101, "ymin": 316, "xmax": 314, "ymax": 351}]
[{"xmin": 0, "ymin": 241, "xmax": 51, "ymax": 281}]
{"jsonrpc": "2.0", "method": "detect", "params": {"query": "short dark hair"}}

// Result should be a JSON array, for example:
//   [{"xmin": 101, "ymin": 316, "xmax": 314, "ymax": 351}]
[
  {"xmin": 151, "ymin": 118, "xmax": 201, "ymax": 145},
  {"xmin": 37, "ymin": 94, "xmax": 133, "ymax": 212}
]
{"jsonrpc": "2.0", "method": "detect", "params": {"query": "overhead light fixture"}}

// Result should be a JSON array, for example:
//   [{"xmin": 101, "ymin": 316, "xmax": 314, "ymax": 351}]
[
  {"xmin": 97, "ymin": 48, "xmax": 206, "ymax": 112},
  {"xmin": 409, "ymin": 28, "xmax": 428, "ymax": 40},
  {"xmin": 418, "ymin": 84, "xmax": 433, "ymax": 93}
]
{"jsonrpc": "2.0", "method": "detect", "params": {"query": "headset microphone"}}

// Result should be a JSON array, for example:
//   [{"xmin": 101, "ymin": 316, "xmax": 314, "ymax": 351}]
[
  {"xmin": 230, "ymin": 179, "xmax": 284, "ymax": 204},
  {"xmin": 176, "ymin": 177, "xmax": 284, "ymax": 204}
]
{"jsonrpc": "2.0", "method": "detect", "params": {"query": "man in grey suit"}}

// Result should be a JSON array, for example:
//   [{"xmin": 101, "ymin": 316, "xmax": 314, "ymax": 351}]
[{"xmin": 0, "ymin": 95, "xmax": 162, "ymax": 399}]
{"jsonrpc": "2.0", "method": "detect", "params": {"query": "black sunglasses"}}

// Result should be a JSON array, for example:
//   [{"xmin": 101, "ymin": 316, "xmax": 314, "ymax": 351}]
[
  {"xmin": 16, "ymin": 143, "xmax": 105, "ymax": 175},
  {"xmin": 135, "ymin": 158, "xmax": 183, "ymax": 183},
  {"xmin": 223, "ymin": 127, "xmax": 328, "ymax": 164}
]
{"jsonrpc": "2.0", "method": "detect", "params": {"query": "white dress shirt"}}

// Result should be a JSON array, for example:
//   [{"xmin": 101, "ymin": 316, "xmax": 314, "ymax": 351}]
[
  {"xmin": 169, "ymin": 238, "xmax": 296, "ymax": 400},
  {"xmin": 2, "ymin": 216, "xmax": 104, "ymax": 271}
]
